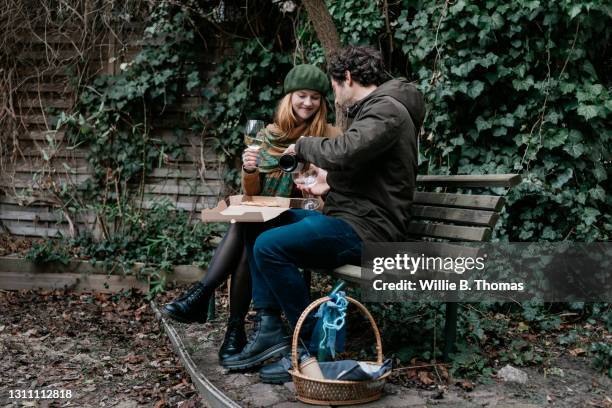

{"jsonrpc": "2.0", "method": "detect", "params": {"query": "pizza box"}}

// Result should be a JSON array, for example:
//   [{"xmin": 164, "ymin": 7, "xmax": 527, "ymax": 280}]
[{"xmin": 201, "ymin": 195, "xmax": 322, "ymax": 223}]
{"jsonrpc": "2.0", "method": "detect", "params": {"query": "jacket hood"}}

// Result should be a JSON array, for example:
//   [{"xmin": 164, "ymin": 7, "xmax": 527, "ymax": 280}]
[{"xmin": 349, "ymin": 78, "xmax": 425, "ymax": 129}]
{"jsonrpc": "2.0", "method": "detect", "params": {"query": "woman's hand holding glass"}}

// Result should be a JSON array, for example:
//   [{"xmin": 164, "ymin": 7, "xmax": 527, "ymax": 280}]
[
  {"xmin": 242, "ymin": 148, "xmax": 260, "ymax": 171},
  {"xmin": 243, "ymin": 119, "xmax": 265, "ymax": 172}
]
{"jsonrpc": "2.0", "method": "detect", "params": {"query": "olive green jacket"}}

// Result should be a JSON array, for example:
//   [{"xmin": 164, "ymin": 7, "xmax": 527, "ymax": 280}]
[{"xmin": 296, "ymin": 78, "xmax": 425, "ymax": 242}]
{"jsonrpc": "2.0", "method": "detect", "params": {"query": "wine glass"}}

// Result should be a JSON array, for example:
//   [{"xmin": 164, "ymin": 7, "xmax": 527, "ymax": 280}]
[
  {"xmin": 244, "ymin": 119, "xmax": 265, "ymax": 166},
  {"xmin": 244, "ymin": 119, "xmax": 265, "ymax": 144},
  {"xmin": 292, "ymin": 166, "xmax": 320, "ymax": 210}
]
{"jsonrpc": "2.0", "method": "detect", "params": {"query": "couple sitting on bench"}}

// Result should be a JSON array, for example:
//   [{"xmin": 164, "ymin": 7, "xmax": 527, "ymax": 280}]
[{"xmin": 162, "ymin": 45, "xmax": 425, "ymax": 384}]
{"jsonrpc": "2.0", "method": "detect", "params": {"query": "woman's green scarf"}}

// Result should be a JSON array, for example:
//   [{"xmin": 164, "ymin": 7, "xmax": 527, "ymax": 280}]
[{"xmin": 252, "ymin": 123, "xmax": 307, "ymax": 197}]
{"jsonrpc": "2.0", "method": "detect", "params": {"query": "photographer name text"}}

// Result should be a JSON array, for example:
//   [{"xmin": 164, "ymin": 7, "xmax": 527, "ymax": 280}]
[{"xmin": 372, "ymin": 279, "xmax": 524, "ymax": 292}]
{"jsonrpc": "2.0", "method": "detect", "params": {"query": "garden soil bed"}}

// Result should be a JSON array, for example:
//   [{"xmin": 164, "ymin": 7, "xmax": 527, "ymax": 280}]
[{"xmin": 0, "ymin": 288, "xmax": 204, "ymax": 407}]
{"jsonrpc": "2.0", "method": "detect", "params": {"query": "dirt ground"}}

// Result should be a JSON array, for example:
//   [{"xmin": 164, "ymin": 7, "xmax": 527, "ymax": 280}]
[
  {"xmin": 0, "ymin": 288, "xmax": 204, "ymax": 408},
  {"xmin": 1, "ymin": 282, "xmax": 610, "ymax": 407}
]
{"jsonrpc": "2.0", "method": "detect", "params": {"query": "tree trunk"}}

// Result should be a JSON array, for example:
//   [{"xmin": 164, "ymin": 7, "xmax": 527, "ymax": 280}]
[
  {"xmin": 301, "ymin": 0, "xmax": 348, "ymax": 129},
  {"xmin": 302, "ymin": 0, "xmax": 341, "ymax": 60}
]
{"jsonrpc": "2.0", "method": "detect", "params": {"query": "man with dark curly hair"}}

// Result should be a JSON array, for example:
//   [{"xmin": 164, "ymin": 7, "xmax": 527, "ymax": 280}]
[
  {"xmin": 222, "ymin": 45, "xmax": 425, "ymax": 384},
  {"xmin": 327, "ymin": 45, "xmax": 390, "ymax": 100}
]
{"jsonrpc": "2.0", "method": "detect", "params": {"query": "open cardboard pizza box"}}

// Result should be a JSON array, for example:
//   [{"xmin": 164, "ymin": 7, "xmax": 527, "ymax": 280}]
[{"xmin": 201, "ymin": 195, "xmax": 322, "ymax": 223}]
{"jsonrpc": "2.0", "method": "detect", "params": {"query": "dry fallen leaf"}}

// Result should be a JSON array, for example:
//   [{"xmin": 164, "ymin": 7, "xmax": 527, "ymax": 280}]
[
  {"xmin": 124, "ymin": 354, "xmax": 144, "ymax": 364},
  {"xmin": 457, "ymin": 379, "xmax": 474, "ymax": 391},
  {"xmin": 517, "ymin": 321, "xmax": 530, "ymax": 332},
  {"xmin": 178, "ymin": 400, "xmax": 199, "ymax": 408},
  {"xmin": 418, "ymin": 370, "xmax": 434, "ymax": 385},
  {"xmin": 569, "ymin": 348, "xmax": 587, "ymax": 356},
  {"xmin": 438, "ymin": 365, "xmax": 450, "ymax": 382},
  {"xmin": 401, "ymin": 368, "xmax": 417, "ymax": 380},
  {"xmin": 153, "ymin": 400, "xmax": 167, "ymax": 408}
]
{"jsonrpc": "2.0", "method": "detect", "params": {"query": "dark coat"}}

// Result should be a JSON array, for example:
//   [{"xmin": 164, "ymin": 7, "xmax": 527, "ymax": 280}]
[{"xmin": 296, "ymin": 78, "xmax": 425, "ymax": 242}]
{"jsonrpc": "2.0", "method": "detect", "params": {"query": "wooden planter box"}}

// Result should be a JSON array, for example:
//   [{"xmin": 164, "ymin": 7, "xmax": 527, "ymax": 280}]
[{"xmin": 0, "ymin": 256, "xmax": 205, "ymax": 293}]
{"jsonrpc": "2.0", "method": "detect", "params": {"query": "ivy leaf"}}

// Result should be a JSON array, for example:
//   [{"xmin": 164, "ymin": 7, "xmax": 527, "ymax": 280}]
[
  {"xmin": 527, "ymin": 0, "xmax": 541, "ymax": 11},
  {"xmin": 512, "ymin": 76, "xmax": 535, "ymax": 91},
  {"xmin": 582, "ymin": 207, "xmax": 600, "ymax": 226},
  {"xmin": 567, "ymin": 129, "xmax": 583, "ymax": 143},
  {"xmin": 186, "ymin": 71, "xmax": 200, "ymax": 91},
  {"xmin": 467, "ymin": 81, "xmax": 485, "ymax": 98},
  {"xmin": 449, "ymin": 0, "xmax": 466, "ymax": 14},
  {"xmin": 541, "ymin": 226, "xmax": 559, "ymax": 240},
  {"xmin": 259, "ymin": 89, "xmax": 272, "ymax": 101},
  {"xmin": 545, "ymin": 111, "xmax": 560, "ymax": 124},
  {"xmin": 592, "ymin": 163, "xmax": 607, "ymax": 182},
  {"xmin": 513, "ymin": 105, "xmax": 527, "ymax": 119},
  {"xmin": 551, "ymin": 168, "xmax": 573, "ymax": 189},
  {"xmin": 577, "ymin": 104, "xmax": 598, "ymax": 120},
  {"xmin": 589, "ymin": 186, "xmax": 606, "ymax": 201},
  {"xmin": 451, "ymin": 135, "xmax": 465, "ymax": 146},
  {"xmin": 588, "ymin": 84, "xmax": 603, "ymax": 96},
  {"xmin": 542, "ymin": 129, "xmax": 568, "ymax": 149},
  {"xmin": 568, "ymin": 4, "xmax": 582, "ymax": 19},
  {"xmin": 563, "ymin": 143, "xmax": 585, "ymax": 158},
  {"xmin": 559, "ymin": 82, "xmax": 575, "ymax": 93},
  {"xmin": 476, "ymin": 116, "xmax": 492, "ymax": 132},
  {"xmin": 492, "ymin": 127, "xmax": 507, "ymax": 137},
  {"xmin": 499, "ymin": 114, "xmax": 515, "ymax": 127},
  {"xmin": 491, "ymin": 13, "xmax": 504, "ymax": 29}
]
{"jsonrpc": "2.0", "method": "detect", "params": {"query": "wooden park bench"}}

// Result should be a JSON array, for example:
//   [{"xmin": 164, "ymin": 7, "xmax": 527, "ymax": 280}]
[
  {"xmin": 319, "ymin": 173, "xmax": 522, "ymax": 360},
  {"xmin": 206, "ymin": 173, "xmax": 521, "ymax": 358}
]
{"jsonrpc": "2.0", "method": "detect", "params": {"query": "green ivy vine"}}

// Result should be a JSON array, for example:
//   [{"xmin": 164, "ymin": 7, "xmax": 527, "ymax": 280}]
[
  {"xmin": 395, "ymin": 0, "xmax": 610, "ymax": 241},
  {"xmin": 60, "ymin": 2, "xmax": 198, "ymax": 189}
]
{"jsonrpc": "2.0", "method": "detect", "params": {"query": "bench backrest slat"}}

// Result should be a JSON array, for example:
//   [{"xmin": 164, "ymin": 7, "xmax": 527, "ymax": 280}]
[
  {"xmin": 417, "ymin": 174, "xmax": 521, "ymax": 188},
  {"xmin": 414, "ymin": 192, "xmax": 505, "ymax": 211},
  {"xmin": 411, "ymin": 205, "xmax": 499, "ymax": 227},
  {"xmin": 407, "ymin": 221, "xmax": 491, "ymax": 242}
]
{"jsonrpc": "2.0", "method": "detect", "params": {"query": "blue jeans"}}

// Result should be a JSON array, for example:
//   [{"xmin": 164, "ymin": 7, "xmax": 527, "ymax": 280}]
[{"xmin": 245, "ymin": 209, "xmax": 362, "ymax": 330}]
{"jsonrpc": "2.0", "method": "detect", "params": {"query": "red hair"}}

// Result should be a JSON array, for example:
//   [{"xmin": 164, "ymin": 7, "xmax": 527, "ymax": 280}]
[{"xmin": 273, "ymin": 93, "xmax": 328, "ymax": 138}]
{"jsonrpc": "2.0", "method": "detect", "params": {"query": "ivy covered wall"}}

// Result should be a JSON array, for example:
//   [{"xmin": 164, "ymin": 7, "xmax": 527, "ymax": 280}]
[{"xmin": 199, "ymin": 0, "xmax": 610, "ymax": 242}]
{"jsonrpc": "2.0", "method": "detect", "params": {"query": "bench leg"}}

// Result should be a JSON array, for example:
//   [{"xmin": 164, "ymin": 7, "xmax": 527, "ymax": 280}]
[
  {"xmin": 207, "ymin": 291, "xmax": 216, "ymax": 321},
  {"xmin": 443, "ymin": 302, "xmax": 458, "ymax": 361},
  {"xmin": 303, "ymin": 269, "xmax": 312, "ymax": 288}
]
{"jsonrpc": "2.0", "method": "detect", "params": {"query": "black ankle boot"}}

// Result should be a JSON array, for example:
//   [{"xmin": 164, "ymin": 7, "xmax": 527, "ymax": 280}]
[
  {"xmin": 259, "ymin": 356, "xmax": 293, "ymax": 384},
  {"xmin": 259, "ymin": 346, "xmax": 307, "ymax": 384},
  {"xmin": 162, "ymin": 282, "xmax": 212, "ymax": 324},
  {"xmin": 221, "ymin": 310, "xmax": 290, "ymax": 370},
  {"xmin": 218, "ymin": 317, "xmax": 247, "ymax": 362}
]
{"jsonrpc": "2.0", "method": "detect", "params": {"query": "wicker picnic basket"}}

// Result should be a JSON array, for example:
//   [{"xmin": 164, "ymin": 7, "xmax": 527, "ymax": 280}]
[{"xmin": 288, "ymin": 296, "xmax": 391, "ymax": 406}]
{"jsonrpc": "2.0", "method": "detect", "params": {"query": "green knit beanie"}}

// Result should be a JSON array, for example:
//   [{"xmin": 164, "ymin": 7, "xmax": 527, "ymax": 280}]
[{"xmin": 283, "ymin": 64, "xmax": 329, "ymax": 95}]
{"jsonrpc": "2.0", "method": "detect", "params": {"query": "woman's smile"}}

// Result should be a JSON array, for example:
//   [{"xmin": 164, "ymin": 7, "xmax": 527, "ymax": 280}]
[{"xmin": 291, "ymin": 90, "xmax": 321, "ymax": 122}]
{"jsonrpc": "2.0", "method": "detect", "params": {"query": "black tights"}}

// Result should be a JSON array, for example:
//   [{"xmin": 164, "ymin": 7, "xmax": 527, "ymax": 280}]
[{"xmin": 201, "ymin": 223, "xmax": 252, "ymax": 322}]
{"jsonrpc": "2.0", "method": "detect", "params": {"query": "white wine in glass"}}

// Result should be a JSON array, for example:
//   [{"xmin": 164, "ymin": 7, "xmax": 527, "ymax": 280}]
[{"xmin": 244, "ymin": 119, "xmax": 265, "ymax": 166}]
